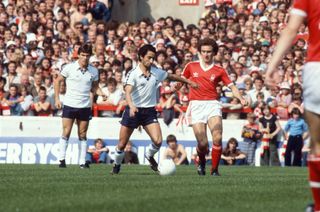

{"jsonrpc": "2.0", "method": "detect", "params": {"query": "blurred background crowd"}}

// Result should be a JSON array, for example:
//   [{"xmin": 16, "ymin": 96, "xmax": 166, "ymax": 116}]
[{"xmin": 0, "ymin": 0, "xmax": 305, "ymax": 122}]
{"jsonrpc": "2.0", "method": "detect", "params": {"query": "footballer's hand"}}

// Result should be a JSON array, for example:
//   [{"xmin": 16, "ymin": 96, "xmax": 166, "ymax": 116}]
[
  {"xmin": 129, "ymin": 106, "xmax": 138, "ymax": 117},
  {"xmin": 265, "ymin": 70, "xmax": 280, "ymax": 89},
  {"xmin": 55, "ymin": 99, "xmax": 62, "ymax": 109},
  {"xmin": 189, "ymin": 81, "xmax": 199, "ymax": 89}
]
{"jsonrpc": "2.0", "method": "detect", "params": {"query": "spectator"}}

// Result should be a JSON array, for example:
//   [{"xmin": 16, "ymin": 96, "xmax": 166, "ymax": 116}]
[
  {"xmin": 86, "ymin": 138, "xmax": 109, "ymax": 164},
  {"xmin": 288, "ymin": 93, "xmax": 303, "ymax": 115},
  {"xmin": 259, "ymin": 103, "xmax": 281, "ymax": 166},
  {"xmin": 4, "ymin": 84, "xmax": 22, "ymax": 116},
  {"xmin": 283, "ymin": 108, "xmax": 309, "ymax": 167},
  {"xmin": 275, "ymin": 82, "xmax": 292, "ymax": 119},
  {"xmin": 158, "ymin": 86, "xmax": 183, "ymax": 126},
  {"xmin": 163, "ymin": 134, "xmax": 188, "ymax": 165},
  {"xmin": 221, "ymin": 137, "xmax": 246, "ymax": 165},
  {"xmin": 88, "ymin": 0, "xmax": 111, "ymax": 23},
  {"xmin": 241, "ymin": 112, "xmax": 262, "ymax": 165},
  {"xmin": 4, "ymin": 61, "xmax": 20, "ymax": 91},
  {"xmin": 96, "ymin": 77, "xmax": 123, "ymax": 117},
  {"xmin": 19, "ymin": 85, "xmax": 34, "ymax": 116},
  {"xmin": 248, "ymin": 76, "xmax": 270, "ymax": 107},
  {"xmin": 123, "ymin": 141, "xmax": 139, "ymax": 164},
  {"xmin": 33, "ymin": 86, "xmax": 52, "ymax": 116}
]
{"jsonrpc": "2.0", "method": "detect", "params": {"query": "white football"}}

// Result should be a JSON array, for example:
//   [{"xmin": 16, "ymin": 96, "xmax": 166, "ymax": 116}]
[{"xmin": 159, "ymin": 159, "xmax": 176, "ymax": 176}]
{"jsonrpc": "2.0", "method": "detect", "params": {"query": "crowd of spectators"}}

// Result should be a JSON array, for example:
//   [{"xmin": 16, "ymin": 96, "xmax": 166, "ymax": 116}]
[{"xmin": 0, "ymin": 0, "xmax": 307, "ymax": 121}]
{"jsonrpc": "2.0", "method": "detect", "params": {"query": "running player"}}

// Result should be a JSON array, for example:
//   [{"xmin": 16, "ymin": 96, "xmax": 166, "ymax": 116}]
[
  {"xmin": 183, "ymin": 38, "xmax": 246, "ymax": 176},
  {"xmin": 266, "ymin": 1, "xmax": 320, "ymax": 210},
  {"xmin": 111, "ymin": 44, "xmax": 198, "ymax": 174}
]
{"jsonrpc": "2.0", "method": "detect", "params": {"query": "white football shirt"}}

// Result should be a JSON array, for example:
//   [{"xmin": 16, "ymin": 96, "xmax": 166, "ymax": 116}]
[
  {"xmin": 61, "ymin": 61, "xmax": 99, "ymax": 108},
  {"xmin": 125, "ymin": 64, "xmax": 168, "ymax": 108}
]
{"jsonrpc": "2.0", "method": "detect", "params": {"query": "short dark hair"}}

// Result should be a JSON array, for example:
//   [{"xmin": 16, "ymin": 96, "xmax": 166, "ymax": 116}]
[
  {"xmin": 198, "ymin": 38, "xmax": 218, "ymax": 55},
  {"xmin": 107, "ymin": 78, "xmax": 117, "ymax": 86},
  {"xmin": 291, "ymin": 107, "xmax": 302, "ymax": 116},
  {"xmin": 78, "ymin": 43, "xmax": 93, "ymax": 55},
  {"xmin": 138, "ymin": 44, "xmax": 156, "ymax": 61},
  {"xmin": 166, "ymin": 134, "xmax": 177, "ymax": 144}
]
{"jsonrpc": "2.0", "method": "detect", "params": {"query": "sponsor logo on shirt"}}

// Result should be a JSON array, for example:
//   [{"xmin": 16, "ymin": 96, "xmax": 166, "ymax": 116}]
[
  {"xmin": 210, "ymin": 74, "xmax": 215, "ymax": 81},
  {"xmin": 193, "ymin": 72, "xmax": 199, "ymax": 77}
]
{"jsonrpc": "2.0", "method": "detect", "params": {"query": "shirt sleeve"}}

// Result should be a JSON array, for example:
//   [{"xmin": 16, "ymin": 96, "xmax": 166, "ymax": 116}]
[
  {"xmin": 124, "ymin": 70, "xmax": 135, "ymax": 86},
  {"xmin": 221, "ymin": 69, "xmax": 233, "ymax": 87},
  {"xmin": 284, "ymin": 120, "xmax": 290, "ymax": 132},
  {"xmin": 291, "ymin": 0, "xmax": 308, "ymax": 17},
  {"xmin": 156, "ymin": 68, "xmax": 168, "ymax": 82},
  {"xmin": 182, "ymin": 63, "xmax": 191, "ymax": 79},
  {"xmin": 60, "ymin": 64, "xmax": 69, "ymax": 78}
]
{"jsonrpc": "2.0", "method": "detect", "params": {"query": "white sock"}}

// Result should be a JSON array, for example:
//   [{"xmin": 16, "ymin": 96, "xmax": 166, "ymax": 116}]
[
  {"xmin": 146, "ymin": 143, "xmax": 160, "ymax": 158},
  {"xmin": 79, "ymin": 139, "xmax": 87, "ymax": 165},
  {"xmin": 59, "ymin": 137, "xmax": 68, "ymax": 161},
  {"xmin": 114, "ymin": 147, "xmax": 125, "ymax": 165}
]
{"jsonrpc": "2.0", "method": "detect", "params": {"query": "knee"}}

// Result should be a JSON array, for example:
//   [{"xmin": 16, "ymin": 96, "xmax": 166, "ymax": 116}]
[
  {"xmin": 197, "ymin": 139, "xmax": 208, "ymax": 150},
  {"xmin": 152, "ymin": 135, "xmax": 162, "ymax": 147},
  {"xmin": 212, "ymin": 131, "xmax": 222, "ymax": 145}
]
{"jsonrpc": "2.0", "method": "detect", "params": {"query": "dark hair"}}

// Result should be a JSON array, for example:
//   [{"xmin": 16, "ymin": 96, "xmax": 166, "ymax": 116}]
[
  {"xmin": 78, "ymin": 43, "xmax": 93, "ymax": 55},
  {"xmin": 94, "ymin": 138, "xmax": 105, "ymax": 146},
  {"xmin": 138, "ymin": 44, "xmax": 156, "ymax": 61},
  {"xmin": 39, "ymin": 86, "xmax": 47, "ymax": 92},
  {"xmin": 291, "ymin": 107, "xmax": 302, "ymax": 116},
  {"xmin": 166, "ymin": 134, "xmax": 177, "ymax": 144},
  {"xmin": 223, "ymin": 137, "xmax": 238, "ymax": 155},
  {"xmin": 107, "ymin": 77, "xmax": 117, "ymax": 86},
  {"xmin": 198, "ymin": 38, "xmax": 218, "ymax": 55}
]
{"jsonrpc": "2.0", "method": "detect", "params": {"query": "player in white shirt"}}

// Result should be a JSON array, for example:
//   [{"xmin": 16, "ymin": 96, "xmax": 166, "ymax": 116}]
[
  {"xmin": 54, "ymin": 44, "xmax": 106, "ymax": 169},
  {"xmin": 111, "ymin": 44, "xmax": 198, "ymax": 174}
]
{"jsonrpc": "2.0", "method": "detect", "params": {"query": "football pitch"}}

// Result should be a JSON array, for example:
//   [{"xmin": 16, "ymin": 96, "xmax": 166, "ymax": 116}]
[{"xmin": 0, "ymin": 165, "xmax": 310, "ymax": 212}]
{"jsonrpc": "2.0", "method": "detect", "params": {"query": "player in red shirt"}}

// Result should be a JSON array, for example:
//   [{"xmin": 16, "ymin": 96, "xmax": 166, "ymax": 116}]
[
  {"xmin": 266, "ymin": 1, "xmax": 320, "ymax": 211},
  {"xmin": 182, "ymin": 38, "xmax": 246, "ymax": 176}
]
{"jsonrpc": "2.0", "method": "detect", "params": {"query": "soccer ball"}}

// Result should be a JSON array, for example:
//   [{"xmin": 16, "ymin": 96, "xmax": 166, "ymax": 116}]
[{"xmin": 159, "ymin": 159, "xmax": 176, "ymax": 176}]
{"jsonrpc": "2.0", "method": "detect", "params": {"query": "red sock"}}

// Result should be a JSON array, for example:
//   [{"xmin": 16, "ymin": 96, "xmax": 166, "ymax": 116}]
[
  {"xmin": 308, "ymin": 154, "xmax": 320, "ymax": 211},
  {"xmin": 211, "ymin": 144, "xmax": 222, "ymax": 171},
  {"xmin": 197, "ymin": 147, "xmax": 208, "ymax": 166}
]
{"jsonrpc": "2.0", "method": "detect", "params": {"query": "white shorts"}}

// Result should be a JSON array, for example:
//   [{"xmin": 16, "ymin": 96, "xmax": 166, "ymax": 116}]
[
  {"xmin": 303, "ymin": 62, "xmax": 320, "ymax": 114},
  {"xmin": 186, "ymin": 100, "xmax": 222, "ymax": 125}
]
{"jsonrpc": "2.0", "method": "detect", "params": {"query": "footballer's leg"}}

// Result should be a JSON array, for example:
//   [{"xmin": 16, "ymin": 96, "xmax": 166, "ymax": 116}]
[
  {"xmin": 111, "ymin": 125, "xmax": 134, "ymax": 174},
  {"xmin": 305, "ymin": 110, "xmax": 320, "ymax": 212},
  {"xmin": 77, "ymin": 119, "xmax": 90, "ymax": 169},
  {"xmin": 144, "ymin": 123, "xmax": 162, "ymax": 172},
  {"xmin": 192, "ymin": 123, "xmax": 209, "ymax": 175},
  {"xmin": 208, "ymin": 116, "xmax": 223, "ymax": 176},
  {"xmin": 58, "ymin": 117, "xmax": 74, "ymax": 168}
]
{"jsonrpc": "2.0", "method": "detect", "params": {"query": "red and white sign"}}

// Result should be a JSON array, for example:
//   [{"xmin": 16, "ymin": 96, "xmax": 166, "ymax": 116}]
[{"xmin": 179, "ymin": 0, "xmax": 199, "ymax": 5}]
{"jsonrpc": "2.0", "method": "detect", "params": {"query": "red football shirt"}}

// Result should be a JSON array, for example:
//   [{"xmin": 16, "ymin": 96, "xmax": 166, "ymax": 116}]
[
  {"xmin": 182, "ymin": 61, "xmax": 232, "ymax": 101},
  {"xmin": 292, "ymin": 0, "xmax": 320, "ymax": 61}
]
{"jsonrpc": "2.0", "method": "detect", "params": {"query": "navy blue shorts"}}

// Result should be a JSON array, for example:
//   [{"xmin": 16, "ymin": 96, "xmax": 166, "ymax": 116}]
[
  {"xmin": 120, "ymin": 106, "xmax": 158, "ymax": 128},
  {"xmin": 62, "ymin": 105, "xmax": 92, "ymax": 121}
]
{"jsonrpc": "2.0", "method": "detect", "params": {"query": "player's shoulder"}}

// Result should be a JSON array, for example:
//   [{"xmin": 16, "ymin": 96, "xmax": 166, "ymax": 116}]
[
  {"xmin": 88, "ymin": 64, "xmax": 98, "ymax": 74},
  {"xmin": 63, "ymin": 61, "xmax": 76, "ymax": 69},
  {"xmin": 185, "ymin": 61, "xmax": 200, "ymax": 67},
  {"xmin": 213, "ymin": 64, "xmax": 226, "ymax": 71}
]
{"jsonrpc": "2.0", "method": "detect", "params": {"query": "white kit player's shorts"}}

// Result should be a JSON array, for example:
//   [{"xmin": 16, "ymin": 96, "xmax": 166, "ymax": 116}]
[
  {"xmin": 302, "ymin": 62, "xmax": 320, "ymax": 115},
  {"xmin": 186, "ymin": 100, "xmax": 222, "ymax": 125}
]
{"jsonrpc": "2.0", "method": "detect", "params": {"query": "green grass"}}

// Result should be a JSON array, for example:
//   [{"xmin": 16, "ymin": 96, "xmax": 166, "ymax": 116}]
[{"xmin": 0, "ymin": 165, "xmax": 311, "ymax": 212}]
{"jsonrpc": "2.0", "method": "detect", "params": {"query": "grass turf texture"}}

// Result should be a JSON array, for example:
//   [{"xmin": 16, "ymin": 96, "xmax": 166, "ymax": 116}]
[{"xmin": 0, "ymin": 165, "xmax": 310, "ymax": 212}]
